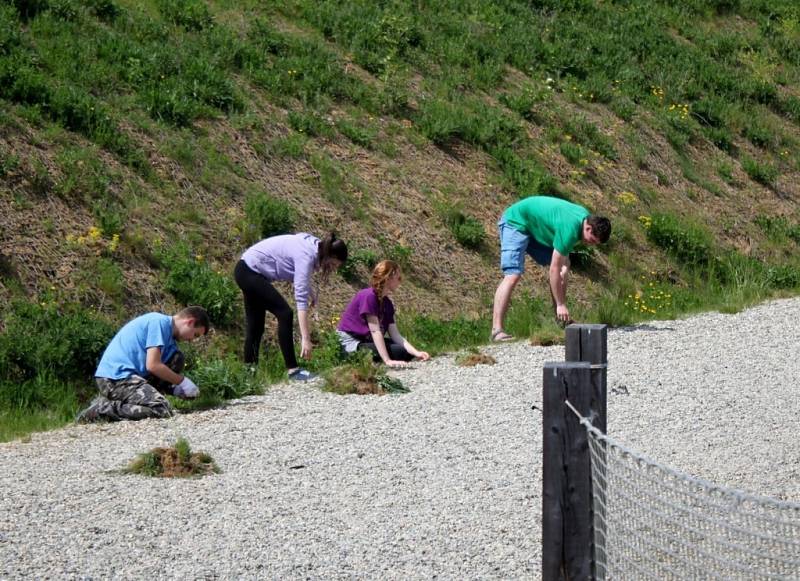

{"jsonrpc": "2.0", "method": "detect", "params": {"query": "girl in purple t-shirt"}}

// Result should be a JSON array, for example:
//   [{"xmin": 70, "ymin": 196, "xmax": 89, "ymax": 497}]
[{"xmin": 337, "ymin": 260, "xmax": 430, "ymax": 367}]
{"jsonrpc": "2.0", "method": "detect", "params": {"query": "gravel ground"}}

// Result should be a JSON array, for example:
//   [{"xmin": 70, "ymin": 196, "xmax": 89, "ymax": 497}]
[{"xmin": 1, "ymin": 298, "xmax": 799, "ymax": 579}]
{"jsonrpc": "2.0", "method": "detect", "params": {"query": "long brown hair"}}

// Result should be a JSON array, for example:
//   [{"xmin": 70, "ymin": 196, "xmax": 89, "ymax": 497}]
[
  {"xmin": 370, "ymin": 260, "xmax": 401, "ymax": 306},
  {"xmin": 317, "ymin": 232, "xmax": 348, "ymax": 280}
]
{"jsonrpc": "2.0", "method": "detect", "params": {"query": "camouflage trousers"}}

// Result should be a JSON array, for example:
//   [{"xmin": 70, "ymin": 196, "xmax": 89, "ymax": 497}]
[{"xmin": 88, "ymin": 351, "xmax": 185, "ymax": 422}]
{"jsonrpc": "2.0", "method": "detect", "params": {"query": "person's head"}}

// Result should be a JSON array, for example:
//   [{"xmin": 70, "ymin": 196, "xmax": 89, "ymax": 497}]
[
  {"xmin": 370, "ymin": 260, "xmax": 402, "ymax": 299},
  {"xmin": 318, "ymin": 232, "xmax": 348, "ymax": 278},
  {"xmin": 583, "ymin": 216, "xmax": 611, "ymax": 246},
  {"xmin": 173, "ymin": 306, "xmax": 210, "ymax": 341}
]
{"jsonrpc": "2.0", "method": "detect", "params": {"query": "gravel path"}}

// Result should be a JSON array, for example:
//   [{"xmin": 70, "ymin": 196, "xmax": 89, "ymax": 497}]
[{"xmin": 1, "ymin": 298, "xmax": 799, "ymax": 579}]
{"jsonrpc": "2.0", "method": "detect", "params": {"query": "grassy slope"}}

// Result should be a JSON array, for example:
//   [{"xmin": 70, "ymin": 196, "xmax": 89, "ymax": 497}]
[{"xmin": 1, "ymin": 0, "xmax": 800, "ymax": 439}]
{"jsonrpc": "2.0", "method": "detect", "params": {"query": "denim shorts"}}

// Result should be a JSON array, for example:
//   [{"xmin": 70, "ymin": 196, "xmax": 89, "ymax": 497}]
[{"xmin": 498, "ymin": 220, "xmax": 553, "ymax": 274}]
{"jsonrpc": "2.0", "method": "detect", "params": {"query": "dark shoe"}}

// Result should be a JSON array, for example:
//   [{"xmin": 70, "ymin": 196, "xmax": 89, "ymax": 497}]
[{"xmin": 288, "ymin": 368, "xmax": 317, "ymax": 382}]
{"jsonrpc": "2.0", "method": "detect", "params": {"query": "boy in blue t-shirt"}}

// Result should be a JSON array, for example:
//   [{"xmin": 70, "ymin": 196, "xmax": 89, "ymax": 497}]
[{"xmin": 77, "ymin": 306, "xmax": 210, "ymax": 422}]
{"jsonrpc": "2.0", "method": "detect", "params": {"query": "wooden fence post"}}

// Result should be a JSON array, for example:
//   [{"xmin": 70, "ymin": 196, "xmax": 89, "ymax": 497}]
[
  {"xmin": 565, "ymin": 323, "xmax": 608, "ymax": 433},
  {"xmin": 542, "ymin": 361, "xmax": 593, "ymax": 581}
]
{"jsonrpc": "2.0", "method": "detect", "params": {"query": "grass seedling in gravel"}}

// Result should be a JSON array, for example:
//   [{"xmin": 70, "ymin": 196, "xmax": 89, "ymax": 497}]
[
  {"xmin": 455, "ymin": 348, "xmax": 496, "ymax": 367},
  {"xmin": 323, "ymin": 351, "xmax": 408, "ymax": 395},
  {"xmin": 123, "ymin": 437, "xmax": 220, "ymax": 478}
]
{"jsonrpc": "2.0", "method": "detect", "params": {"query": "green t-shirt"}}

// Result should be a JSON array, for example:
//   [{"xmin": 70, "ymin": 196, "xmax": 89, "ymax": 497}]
[{"xmin": 503, "ymin": 196, "xmax": 589, "ymax": 255}]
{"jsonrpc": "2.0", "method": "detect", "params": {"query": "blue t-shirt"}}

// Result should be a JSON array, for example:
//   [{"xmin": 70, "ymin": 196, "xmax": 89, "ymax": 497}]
[{"xmin": 95, "ymin": 313, "xmax": 177, "ymax": 380}]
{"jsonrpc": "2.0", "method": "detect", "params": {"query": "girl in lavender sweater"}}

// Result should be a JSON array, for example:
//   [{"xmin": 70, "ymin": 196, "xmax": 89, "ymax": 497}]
[
  {"xmin": 337, "ymin": 260, "xmax": 430, "ymax": 367},
  {"xmin": 234, "ymin": 232, "xmax": 347, "ymax": 381}
]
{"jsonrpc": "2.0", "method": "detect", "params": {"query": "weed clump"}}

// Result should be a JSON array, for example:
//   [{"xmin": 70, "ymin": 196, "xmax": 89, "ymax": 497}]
[
  {"xmin": 323, "ymin": 352, "xmax": 408, "ymax": 395},
  {"xmin": 123, "ymin": 437, "xmax": 220, "ymax": 478},
  {"xmin": 455, "ymin": 349, "xmax": 496, "ymax": 367}
]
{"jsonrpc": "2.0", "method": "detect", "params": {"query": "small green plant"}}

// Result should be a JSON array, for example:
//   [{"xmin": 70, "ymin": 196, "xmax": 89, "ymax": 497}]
[
  {"xmin": 243, "ymin": 191, "xmax": 295, "ymax": 243},
  {"xmin": 741, "ymin": 155, "xmax": 778, "ymax": 187},
  {"xmin": 339, "ymin": 247, "xmax": 379, "ymax": 282},
  {"xmin": 443, "ymin": 209, "xmax": 485, "ymax": 250},
  {"xmin": 645, "ymin": 212, "xmax": 714, "ymax": 268},
  {"xmin": 159, "ymin": 244, "xmax": 240, "ymax": 327},
  {"xmin": 156, "ymin": 0, "xmax": 213, "ymax": 31},
  {"xmin": 123, "ymin": 437, "xmax": 220, "ymax": 477},
  {"xmin": 170, "ymin": 354, "xmax": 260, "ymax": 411},
  {"xmin": 288, "ymin": 110, "xmax": 334, "ymax": 138}
]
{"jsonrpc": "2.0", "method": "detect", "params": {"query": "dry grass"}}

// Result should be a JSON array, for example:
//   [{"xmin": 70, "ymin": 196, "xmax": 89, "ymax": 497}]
[
  {"xmin": 123, "ymin": 438, "xmax": 220, "ymax": 478},
  {"xmin": 455, "ymin": 350, "xmax": 497, "ymax": 366}
]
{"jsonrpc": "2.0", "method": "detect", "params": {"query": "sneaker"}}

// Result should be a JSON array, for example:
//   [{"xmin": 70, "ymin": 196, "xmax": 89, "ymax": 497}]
[{"xmin": 288, "ymin": 368, "xmax": 317, "ymax": 382}]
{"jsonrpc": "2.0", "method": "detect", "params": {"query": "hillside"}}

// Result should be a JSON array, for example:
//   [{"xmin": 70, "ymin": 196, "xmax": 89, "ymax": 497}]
[{"xmin": 1, "ymin": 0, "xmax": 800, "ymax": 435}]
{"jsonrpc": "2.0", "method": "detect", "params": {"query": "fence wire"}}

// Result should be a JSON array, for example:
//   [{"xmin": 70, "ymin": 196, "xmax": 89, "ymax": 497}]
[{"xmin": 576, "ymin": 416, "xmax": 800, "ymax": 580}]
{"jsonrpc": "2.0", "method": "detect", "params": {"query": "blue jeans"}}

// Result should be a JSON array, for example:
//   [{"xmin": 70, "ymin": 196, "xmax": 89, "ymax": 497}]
[{"xmin": 498, "ymin": 220, "xmax": 553, "ymax": 275}]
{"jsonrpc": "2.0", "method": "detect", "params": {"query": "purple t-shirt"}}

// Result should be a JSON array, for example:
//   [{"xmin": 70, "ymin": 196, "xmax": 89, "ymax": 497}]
[{"xmin": 337, "ymin": 288, "xmax": 395, "ymax": 339}]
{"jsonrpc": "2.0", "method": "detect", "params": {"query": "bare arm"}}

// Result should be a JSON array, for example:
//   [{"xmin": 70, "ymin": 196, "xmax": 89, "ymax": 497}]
[
  {"xmin": 549, "ymin": 249, "xmax": 571, "ymax": 321},
  {"xmin": 145, "ymin": 347, "xmax": 183, "ymax": 385},
  {"xmin": 298, "ymin": 309, "xmax": 312, "ymax": 359},
  {"xmin": 367, "ymin": 316, "xmax": 406, "ymax": 366},
  {"xmin": 388, "ymin": 324, "xmax": 429, "ymax": 361}
]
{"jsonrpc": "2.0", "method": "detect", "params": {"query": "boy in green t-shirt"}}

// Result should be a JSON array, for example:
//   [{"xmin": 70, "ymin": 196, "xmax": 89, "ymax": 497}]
[{"xmin": 491, "ymin": 196, "xmax": 611, "ymax": 341}]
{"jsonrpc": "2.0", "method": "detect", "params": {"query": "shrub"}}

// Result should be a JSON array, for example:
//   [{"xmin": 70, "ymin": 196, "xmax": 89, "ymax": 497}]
[
  {"xmin": 646, "ymin": 212, "xmax": 714, "ymax": 268},
  {"xmin": 339, "ymin": 247, "xmax": 379, "ymax": 283},
  {"xmin": 766, "ymin": 265, "xmax": 800, "ymax": 289},
  {"xmin": 243, "ymin": 191, "xmax": 295, "ymax": 243},
  {"xmin": 172, "ymin": 355, "xmax": 259, "ymax": 410},
  {"xmin": 160, "ymin": 244, "xmax": 240, "ymax": 327},
  {"xmin": 0, "ymin": 299, "xmax": 114, "ymax": 383},
  {"xmin": 443, "ymin": 209, "xmax": 485, "ymax": 250}
]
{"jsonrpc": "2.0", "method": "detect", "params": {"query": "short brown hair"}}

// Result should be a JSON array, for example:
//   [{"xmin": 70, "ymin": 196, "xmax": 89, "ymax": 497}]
[
  {"xmin": 587, "ymin": 216, "xmax": 611, "ymax": 243},
  {"xmin": 176, "ymin": 306, "xmax": 210, "ymax": 333}
]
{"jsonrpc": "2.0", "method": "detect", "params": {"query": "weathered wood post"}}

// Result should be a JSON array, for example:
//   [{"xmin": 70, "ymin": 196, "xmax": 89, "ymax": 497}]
[
  {"xmin": 565, "ymin": 323, "xmax": 608, "ymax": 434},
  {"xmin": 542, "ymin": 324, "xmax": 608, "ymax": 581}
]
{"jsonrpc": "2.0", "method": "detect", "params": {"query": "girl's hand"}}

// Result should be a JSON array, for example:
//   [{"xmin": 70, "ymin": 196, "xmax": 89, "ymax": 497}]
[
  {"xmin": 415, "ymin": 351, "xmax": 430, "ymax": 361},
  {"xmin": 300, "ymin": 338, "xmax": 313, "ymax": 359},
  {"xmin": 385, "ymin": 360, "xmax": 408, "ymax": 368}
]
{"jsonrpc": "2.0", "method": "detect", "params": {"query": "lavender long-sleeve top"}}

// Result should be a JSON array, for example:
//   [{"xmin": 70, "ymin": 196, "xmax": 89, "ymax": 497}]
[{"xmin": 241, "ymin": 233, "xmax": 320, "ymax": 310}]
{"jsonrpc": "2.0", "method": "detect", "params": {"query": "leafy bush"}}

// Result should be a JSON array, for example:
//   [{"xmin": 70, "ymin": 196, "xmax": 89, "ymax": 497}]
[
  {"xmin": 160, "ymin": 244, "xmax": 240, "ymax": 327},
  {"xmin": 646, "ymin": 212, "xmax": 714, "ymax": 268},
  {"xmin": 339, "ymin": 247, "xmax": 379, "ymax": 282},
  {"xmin": 172, "ymin": 355, "xmax": 259, "ymax": 410},
  {"xmin": 0, "ymin": 299, "xmax": 114, "ymax": 383},
  {"xmin": 443, "ymin": 209, "xmax": 485, "ymax": 250},
  {"xmin": 243, "ymin": 191, "xmax": 295, "ymax": 243},
  {"xmin": 766, "ymin": 265, "xmax": 800, "ymax": 289}
]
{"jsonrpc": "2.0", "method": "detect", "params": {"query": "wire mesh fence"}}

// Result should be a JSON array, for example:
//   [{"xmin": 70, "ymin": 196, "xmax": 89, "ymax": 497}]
[{"xmin": 580, "ymin": 417, "xmax": 800, "ymax": 580}]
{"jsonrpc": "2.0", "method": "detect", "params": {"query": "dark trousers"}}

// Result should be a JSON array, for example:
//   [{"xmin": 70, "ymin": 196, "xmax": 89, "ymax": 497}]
[
  {"xmin": 234, "ymin": 259, "xmax": 298, "ymax": 369},
  {"xmin": 358, "ymin": 338, "xmax": 414, "ymax": 362}
]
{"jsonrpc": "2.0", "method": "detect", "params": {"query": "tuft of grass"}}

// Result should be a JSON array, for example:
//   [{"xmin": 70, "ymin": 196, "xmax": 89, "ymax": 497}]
[
  {"xmin": 455, "ymin": 348, "xmax": 496, "ymax": 367},
  {"xmin": 123, "ymin": 437, "xmax": 220, "ymax": 478},
  {"xmin": 323, "ymin": 351, "xmax": 408, "ymax": 395}
]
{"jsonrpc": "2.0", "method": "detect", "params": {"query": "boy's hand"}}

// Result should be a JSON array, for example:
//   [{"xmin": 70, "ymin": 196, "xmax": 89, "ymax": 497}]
[
  {"xmin": 300, "ymin": 338, "xmax": 313, "ymax": 359},
  {"xmin": 174, "ymin": 376, "xmax": 199, "ymax": 399}
]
